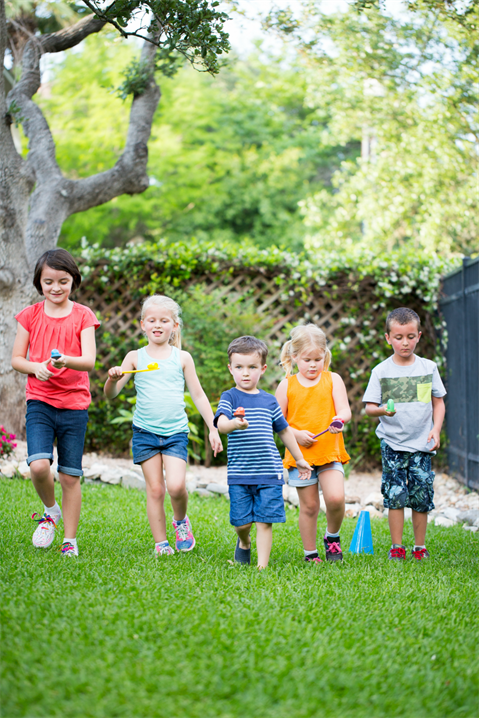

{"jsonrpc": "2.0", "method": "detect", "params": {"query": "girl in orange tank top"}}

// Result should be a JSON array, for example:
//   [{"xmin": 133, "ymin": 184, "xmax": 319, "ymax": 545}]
[{"xmin": 276, "ymin": 324, "xmax": 351, "ymax": 563}]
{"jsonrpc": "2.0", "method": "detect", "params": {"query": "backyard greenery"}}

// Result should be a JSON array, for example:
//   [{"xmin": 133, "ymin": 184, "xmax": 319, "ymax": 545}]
[
  {"xmin": 77, "ymin": 239, "xmax": 458, "ymax": 463},
  {"xmin": 1, "ymin": 477, "xmax": 478, "ymax": 718}
]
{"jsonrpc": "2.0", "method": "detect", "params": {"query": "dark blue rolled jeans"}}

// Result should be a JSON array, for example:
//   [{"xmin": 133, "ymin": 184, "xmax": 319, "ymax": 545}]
[{"xmin": 26, "ymin": 400, "xmax": 88, "ymax": 477}]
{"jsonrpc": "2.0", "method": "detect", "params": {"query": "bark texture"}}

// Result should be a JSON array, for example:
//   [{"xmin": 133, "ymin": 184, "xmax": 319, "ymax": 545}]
[{"xmin": 0, "ymin": 3, "xmax": 160, "ymax": 435}]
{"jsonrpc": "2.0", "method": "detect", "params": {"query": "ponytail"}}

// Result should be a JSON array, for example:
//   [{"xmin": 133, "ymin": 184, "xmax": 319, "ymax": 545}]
[
  {"xmin": 279, "ymin": 324, "xmax": 331, "ymax": 375},
  {"xmin": 280, "ymin": 339, "xmax": 294, "ymax": 377}
]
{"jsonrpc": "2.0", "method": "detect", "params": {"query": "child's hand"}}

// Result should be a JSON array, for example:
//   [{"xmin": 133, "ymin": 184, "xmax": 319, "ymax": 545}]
[
  {"xmin": 209, "ymin": 428, "xmax": 223, "ymax": 457},
  {"xmin": 233, "ymin": 417, "xmax": 249, "ymax": 431},
  {"xmin": 329, "ymin": 416, "xmax": 345, "ymax": 433},
  {"xmin": 108, "ymin": 366, "xmax": 125, "ymax": 382},
  {"xmin": 296, "ymin": 458, "xmax": 312, "ymax": 481},
  {"xmin": 51, "ymin": 354, "xmax": 68, "ymax": 369},
  {"xmin": 34, "ymin": 360, "xmax": 54, "ymax": 382},
  {"xmin": 382, "ymin": 406, "xmax": 396, "ymax": 417},
  {"xmin": 427, "ymin": 427, "xmax": 441, "ymax": 451},
  {"xmin": 296, "ymin": 430, "xmax": 317, "ymax": 447}
]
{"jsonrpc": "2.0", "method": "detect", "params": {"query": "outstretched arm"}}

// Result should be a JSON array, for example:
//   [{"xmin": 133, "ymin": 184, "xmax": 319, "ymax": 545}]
[
  {"xmin": 104, "ymin": 351, "xmax": 136, "ymax": 399},
  {"xmin": 182, "ymin": 352, "xmax": 222, "ymax": 456}
]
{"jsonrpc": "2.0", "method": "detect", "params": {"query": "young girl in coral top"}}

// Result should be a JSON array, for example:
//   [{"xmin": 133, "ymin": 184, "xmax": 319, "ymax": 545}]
[
  {"xmin": 276, "ymin": 324, "xmax": 351, "ymax": 562},
  {"xmin": 12, "ymin": 249, "xmax": 100, "ymax": 556}
]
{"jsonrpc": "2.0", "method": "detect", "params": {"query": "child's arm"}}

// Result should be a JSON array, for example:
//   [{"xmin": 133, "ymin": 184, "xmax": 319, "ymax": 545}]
[
  {"xmin": 365, "ymin": 403, "xmax": 396, "ymax": 418},
  {"xmin": 330, "ymin": 373, "xmax": 352, "ymax": 431},
  {"xmin": 103, "ymin": 351, "xmax": 137, "ymax": 399},
  {"xmin": 275, "ymin": 378, "xmax": 317, "ymax": 447},
  {"xmin": 216, "ymin": 414, "xmax": 249, "ymax": 434},
  {"xmin": 11, "ymin": 324, "xmax": 53, "ymax": 381},
  {"xmin": 182, "ymin": 352, "xmax": 223, "ymax": 456},
  {"xmin": 277, "ymin": 427, "xmax": 311, "ymax": 479},
  {"xmin": 427, "ymin": 396, "xmax": 445, "ymax": 450},
  {"xmin": 50, "ymin": 326, "xmax": 96, "ymax": 372}
]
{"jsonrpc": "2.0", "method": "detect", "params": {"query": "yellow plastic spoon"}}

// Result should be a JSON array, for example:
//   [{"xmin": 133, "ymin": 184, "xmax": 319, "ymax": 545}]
[{"xmin": 122, "ymin": 362, "xmax": 159, "ymax": 374}]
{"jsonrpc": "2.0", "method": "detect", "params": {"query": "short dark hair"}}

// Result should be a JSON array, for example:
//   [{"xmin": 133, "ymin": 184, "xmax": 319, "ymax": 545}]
[
  {"xmin": 386, "ymin": 307, "xmax": 421, "ymax": 334},
  {"xmin": 228, "ymin": 336, "xmax": 268, "ymax": 364},
  {"xmin": 33, "ymin": 249, "xmax": 82, "ymax": 295}
]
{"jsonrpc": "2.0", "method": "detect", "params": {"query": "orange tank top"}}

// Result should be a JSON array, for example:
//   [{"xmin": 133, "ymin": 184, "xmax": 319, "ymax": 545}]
[{"xmin": 283, "ymin": 372, "xmax": 350, "ymax": 469}]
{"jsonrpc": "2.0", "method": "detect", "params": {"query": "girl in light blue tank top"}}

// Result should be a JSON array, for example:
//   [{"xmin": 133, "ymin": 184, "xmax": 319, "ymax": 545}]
[{"xmin": 104, "ymin": 295, "xmax": 223, "ymax": 556}]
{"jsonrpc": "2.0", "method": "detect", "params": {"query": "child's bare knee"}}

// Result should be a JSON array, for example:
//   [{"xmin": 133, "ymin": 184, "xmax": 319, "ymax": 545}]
[
  {"xmin": 301, "ymin": 501, "xmax": 319, "ymax": 519},
  {"xmin": 327, "ymin": 495, "xmax": 345, "ymax": 513},
  {"xmin": 58, "ymin": 472, "xmax": 81, "ymax": 490},
  {"xmin": 148, "ymin": 483, "xmax": 166, "ymax": 502},
  {"xmin": 167, "ymin": 484, "xmax": 187, "ymax": 501},
  {"xmin": 29, "ymin": 459, "xmax": 51, "ymax": 481}
]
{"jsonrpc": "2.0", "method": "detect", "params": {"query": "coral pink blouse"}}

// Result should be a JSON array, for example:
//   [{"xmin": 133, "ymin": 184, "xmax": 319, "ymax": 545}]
[{"xmin": 15, "ymin": 301, "xmax": 100, "ymax": 410}]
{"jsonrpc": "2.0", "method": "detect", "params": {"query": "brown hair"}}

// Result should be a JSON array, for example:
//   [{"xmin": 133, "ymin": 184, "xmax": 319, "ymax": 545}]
[
  {"xmin": 227, "ymin": 336, "xmax": 268, "ymax": 364},
  {"xmin": 33, "ymin": 249, "xmax": 82, "ymax": 295},
  {"xmin": 280, "ymin": 324, "xmax": 331, "ymax": 377},
  {"xmin": 141, "ymin": 295, "xmax": 182, "ymax": 349},
  {"xmin": 386, "ymin": 307, "xmax": 421, "ymax": 334}
]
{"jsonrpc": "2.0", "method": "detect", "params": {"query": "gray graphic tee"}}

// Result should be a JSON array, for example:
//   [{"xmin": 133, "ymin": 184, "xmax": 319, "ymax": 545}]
[{"xmin": 362, "ymin": 355, "xmax": 446, "ymax": 453}]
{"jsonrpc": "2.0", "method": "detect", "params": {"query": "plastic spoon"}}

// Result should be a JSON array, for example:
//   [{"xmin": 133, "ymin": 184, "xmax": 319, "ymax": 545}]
[
  {"xmin": 311, "ymin": 418, "xmax": 345, "ymax": 439},
  {"xmin": 122, "ymin": 362, "xmax": 159, "ymax": 374}
]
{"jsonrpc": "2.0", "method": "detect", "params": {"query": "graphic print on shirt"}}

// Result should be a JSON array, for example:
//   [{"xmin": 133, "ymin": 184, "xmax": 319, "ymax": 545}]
[{"xmin": 380, "ymin": 374, "xmax": 433, "ymax": 404}]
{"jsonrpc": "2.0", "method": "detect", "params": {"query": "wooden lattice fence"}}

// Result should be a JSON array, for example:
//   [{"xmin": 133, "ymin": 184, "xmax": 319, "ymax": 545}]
[{"xmin": 77, "ymin": 259, "xmax": 439, "ymax": 460}]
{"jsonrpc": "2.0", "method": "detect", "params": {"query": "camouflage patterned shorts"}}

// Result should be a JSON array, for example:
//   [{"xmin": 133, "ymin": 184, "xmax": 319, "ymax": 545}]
[{"xmin": 380, "ymin": 440, "xmax": 435, "ymax": 513}]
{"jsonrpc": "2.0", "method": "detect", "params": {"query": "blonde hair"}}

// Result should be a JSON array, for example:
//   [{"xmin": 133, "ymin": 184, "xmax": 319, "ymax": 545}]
[
  {"xmin": 280, "ymin": 324, "xmax": 331, "ymax": 377},
  {"xmin": 141, "ymin": 295, "xmax": 182, "ymax": 349}
]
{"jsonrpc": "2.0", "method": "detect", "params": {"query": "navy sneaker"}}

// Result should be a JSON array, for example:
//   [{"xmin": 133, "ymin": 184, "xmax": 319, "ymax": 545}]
[
  {"xmin": 234, "ymin": 537, "xmax": 251, "ymax": 564},
  {"xmin": 324, "ymin": 535, "xmax": 343, "ymax": 562}
]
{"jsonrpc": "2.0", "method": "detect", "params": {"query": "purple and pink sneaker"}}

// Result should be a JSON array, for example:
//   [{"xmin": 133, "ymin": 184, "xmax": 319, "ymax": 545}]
[
  {"xmin": 172, "ymin": 516, "xmax": 196, "ymax": 552},
  {"xmin": 324, "ymin": 535, "xmax": 343, "ymax": 562}
]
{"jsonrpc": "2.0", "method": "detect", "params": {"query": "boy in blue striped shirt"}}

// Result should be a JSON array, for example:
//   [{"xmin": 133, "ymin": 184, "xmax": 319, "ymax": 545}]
[{"xmin": 214, "ymin": 336, "xmax": 311, "ymax": 568}]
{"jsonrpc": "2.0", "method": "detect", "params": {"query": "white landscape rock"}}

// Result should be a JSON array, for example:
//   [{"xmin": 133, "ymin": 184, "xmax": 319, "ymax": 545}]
[
  {"xmin": 364, "ymin": 505, "xmax": 384, "ymax": 519},
  {"xmin": 442, "ymin": 507, "xmax": 461, "ymax": 523},
  {"xmin": 345, "ymin": 503, "xmax": 362, "ymax": 518},
  {"xmin": 121, "ymin": 471, "xmax": 146, "ymax": 491},
  {"xmin": 363, "ymin": 492, "xmax": 383, "ymax": 510},
  {"xmin": 0, "ymin": 462, "xmax": 18, "ymax": 478},
  {"xmin": 99, "ymin": 469, "xmax": 122, "ymax": 485},
  {"xmin": 17, "ymin": 460, "xmax": 31, "ymax": 479},
  {"xmin": 186, "ymin": 480, "xmax": 198, "ymax": 493},
  {"xmin": 462, "ymin": 525, "xmax": 479, "ymax": 532},
  {"xmin": 83, "ymin": 463, "xmax": 109, "ymax": 480},
  {"xmin": 288, "ymin": 486, "xmax": 300, "ymax": 508},
  {"xmin": 319, "ymin": 493, "xmax": 327, "ymax": 513},
  {"xmin": 435, "ymin": 516, "xmax": 454, "ymax": 528},
  {"xmin": 206, "ymin": 483, "xmax": 229, "ymax": 495}
]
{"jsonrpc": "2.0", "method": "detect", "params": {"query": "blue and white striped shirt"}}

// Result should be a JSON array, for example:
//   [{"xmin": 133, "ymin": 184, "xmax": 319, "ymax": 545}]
[{"xmin": 214, "ymin": 388, "xmax": 289, "ymax": 485}]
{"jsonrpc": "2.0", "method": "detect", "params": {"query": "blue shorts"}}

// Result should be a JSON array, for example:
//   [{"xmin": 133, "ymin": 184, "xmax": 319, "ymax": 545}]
[
  {"xmin": 25, "ymin": 400, "xmax": 88, "ymax": 477},
  {"xmin": 229, "ymin": 484, "xmax": 286, "ymax": 526},
  {"xmin": 380, "ymin": 440, "xmax": 435, "ymax": 513},
  {"xmin": 132, "ymin": 425, "xmax": 188, "ymax": 464},
  {"xmin": 287, "ymin": 461, "xmax": 344, "ymax": 487}
]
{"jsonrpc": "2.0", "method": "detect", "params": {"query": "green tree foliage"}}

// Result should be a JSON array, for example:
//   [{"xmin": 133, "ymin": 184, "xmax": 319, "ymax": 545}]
[
  {"xmin": 34, "ymin": 33, "xmax": 357, "ymax": 252},
  {"xmin": 266, "ymin": 1, "xmax": 479, "ymax": 256}
]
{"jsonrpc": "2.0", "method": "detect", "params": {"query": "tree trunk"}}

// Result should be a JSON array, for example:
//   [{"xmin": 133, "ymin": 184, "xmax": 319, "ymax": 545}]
[{"xmin": 0, "ymin": 3, "xmax": 160, "ymax": 436}]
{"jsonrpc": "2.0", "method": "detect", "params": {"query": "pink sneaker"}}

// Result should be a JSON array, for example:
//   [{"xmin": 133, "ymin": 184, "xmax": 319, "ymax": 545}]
[
  {"xmin": 172, "ymin": 516, "xmax": 196, "ymax": 552},
  {"xmin": 155, "ymin": 542, "xmax": 175, "ymax": 556}
]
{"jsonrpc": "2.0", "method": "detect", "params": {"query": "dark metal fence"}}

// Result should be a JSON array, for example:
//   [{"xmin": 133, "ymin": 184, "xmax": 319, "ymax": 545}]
[{"xmin": 439, "ymin": 257, "xmax": 479, "ymax": 490}]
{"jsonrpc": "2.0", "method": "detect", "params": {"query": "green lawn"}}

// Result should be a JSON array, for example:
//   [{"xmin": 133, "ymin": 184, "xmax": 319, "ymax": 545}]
[{"xmin": 1, "ymin": 477, "xmax": 478, "ymax": 718}]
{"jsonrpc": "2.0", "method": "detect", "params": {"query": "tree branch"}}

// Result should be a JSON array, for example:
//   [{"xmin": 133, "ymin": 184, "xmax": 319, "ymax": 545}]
[
  {"xmin": 7, "ymin": 14, "xmax": 107, "ymax": 187},
  {"xmin": 66, "ymin": 39, "xmax": 160, "ymax": 215}
]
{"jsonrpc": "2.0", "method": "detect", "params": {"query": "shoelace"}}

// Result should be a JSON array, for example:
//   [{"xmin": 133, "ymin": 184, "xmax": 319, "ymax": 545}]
[
  {"xmin": 306, "ymin": 556, "xmax": 323, "ymax": 563},
  {"xmin": 175, "ymin": 521, "xmax": 190, "ymax": 540},
  {"xmin": 60, "ymin": 542, "xmax": 75, "ymax": 554},
  {"xmin": 326, "ymin": 541, "xmax": 341, "ymax": 554},
  {"xmin": 390, "ymin": 547, "xmax": 406, "ymax": 559},
  {"xmin": 412, "ymin": 548, "xmax": 427, "ymax": 560},
  {"xmin": 32, "ymin": 513, "xmax": 57, "ymax": 529}
]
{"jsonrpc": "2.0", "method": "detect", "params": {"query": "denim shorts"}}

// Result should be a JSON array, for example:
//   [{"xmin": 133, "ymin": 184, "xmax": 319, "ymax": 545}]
[
  {"xmin": 287, "ymin": 461, "xmax": 344, "ymax": 487},
  {"xmin": 25, "ymin": 400, "xmax": 88, "ymax": 477},
  {"xmin": 132, "ymin": 425, "xmax": 189, "ymax": 464},
  {"xmin": 380, "ymin": 440, "xmax": 435, "ymax": 513},
  {"xmin": 229, "ymin": 484, "xmax": 286, "ymax": 526}
]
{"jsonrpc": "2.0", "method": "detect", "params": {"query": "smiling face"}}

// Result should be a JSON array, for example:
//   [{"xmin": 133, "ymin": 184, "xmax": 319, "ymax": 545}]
[
  {"xmin": 385, "ymin": 320, "xmax": 421, "ymax": 364},
  {"xmin": 141, "ymin": 306, "xmax": 178, "ymax": 346},
  {"xmin": 40, "ymin": 265, "xmax": 73, "ymax": 307},
  {"xmin": 228, "ymin": 352, "xmax": 266, "ymax": 393},
  {"xmin": 294, "ymin": 345, "xmax": 325, "ymax": 381}
]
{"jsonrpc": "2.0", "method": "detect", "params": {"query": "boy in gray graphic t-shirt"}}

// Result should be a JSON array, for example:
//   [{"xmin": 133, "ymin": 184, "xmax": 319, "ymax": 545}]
[{"xmin": 363, "ymin": 307, "xmax": 446, "ymax": 562}]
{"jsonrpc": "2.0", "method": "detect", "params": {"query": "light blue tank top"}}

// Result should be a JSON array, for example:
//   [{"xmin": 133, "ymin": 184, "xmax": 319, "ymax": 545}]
[{"xmin": 133, "ymin": 346, "xmax": 189, "ymax": 436}]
